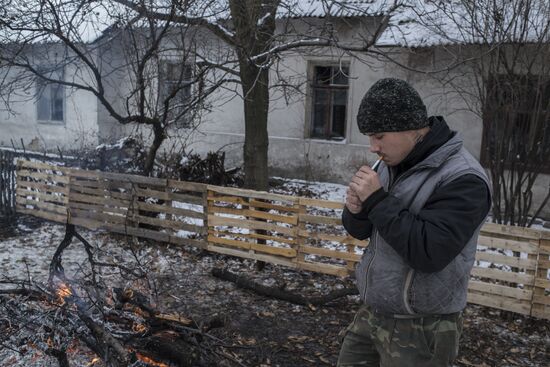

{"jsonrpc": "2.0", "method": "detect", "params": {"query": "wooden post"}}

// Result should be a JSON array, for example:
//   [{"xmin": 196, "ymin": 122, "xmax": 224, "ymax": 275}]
[
  {"xmin": 206, "ymin": 188, "xmax": 215, "ymax": 248},
  {"xmin": 164, "ymin": 185, "xmax": 174, "ymax": 235},
  {"xmin": 295, "ymin": 199, "xmax": 307, "ymax": 266},
  {"xmin": 531, "ymin": 237, "xmax": 550, "ymax": 319},
  {"xmin": 0, "ymin": 151, "xmax": 5, "ymax": 217},
  {"xmin": 127, "ymin": 181, "xmax": 139, "ymax": 241},
  {"xmin": 14, "ymin": 160, "xmax": 23, "ymax": 214},
  {"xmin": 201, "ymin": 186, "xmax": 209, "ymax": 240},
  {"xmin": 345, "ymin": 244, "xmax": 356, "ymax": 274},
  {"xmin": 66, "ymin": 170, "xmax": 74, "ymax": 225},
  {"xmin": 526, "ymin": 243, "xmax": 538, "ymax": 316}
]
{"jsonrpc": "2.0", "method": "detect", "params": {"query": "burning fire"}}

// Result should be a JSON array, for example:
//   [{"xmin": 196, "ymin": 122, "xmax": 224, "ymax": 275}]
[
  {"xmin": 86, "ymin": 357, "xmax": 101, "ymax": 366},
  {"xmin": 135, "ymin": 352, "xmax": 169, "ymax": 367},
  {"xmin": 132, "ymin": 322, "xmax": 147, "ymax": 333},
  {"xmin": 56, "ymin": 283, "xmax": 73, "ymax": 305}
]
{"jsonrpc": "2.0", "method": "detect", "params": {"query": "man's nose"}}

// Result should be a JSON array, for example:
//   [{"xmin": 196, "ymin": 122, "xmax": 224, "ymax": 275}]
[{"xmin": 369, "ymin": 143, "xmax": 380, "ymax": 154}]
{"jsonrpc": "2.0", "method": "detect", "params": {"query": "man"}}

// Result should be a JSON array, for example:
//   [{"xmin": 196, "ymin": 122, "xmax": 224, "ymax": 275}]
[{"xmin": 337, "ymin": 78, "xmax": 491, "ymax": 367}]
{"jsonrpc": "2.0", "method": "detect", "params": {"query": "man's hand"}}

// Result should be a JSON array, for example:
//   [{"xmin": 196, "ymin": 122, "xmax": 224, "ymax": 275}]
[
  {"xmin": 345, "ymin": 187, "xmax": 362, "ymax": 214},
  {"xmin": 349, "ymin": 165, "xmax": 382, "ymax": 202}
]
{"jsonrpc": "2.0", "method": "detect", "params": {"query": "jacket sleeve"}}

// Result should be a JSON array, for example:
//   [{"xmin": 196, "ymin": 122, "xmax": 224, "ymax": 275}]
[
  {"xmin": 341, "ymin": 186, "xmax": 388, "ymax": 239},
  {"xmin": 367, "ymin": 174, "xmax": 490, "ymax": 273},
  {"xmin": 342, "ymin": 206, "xmax": 374, "ymax": 240}
]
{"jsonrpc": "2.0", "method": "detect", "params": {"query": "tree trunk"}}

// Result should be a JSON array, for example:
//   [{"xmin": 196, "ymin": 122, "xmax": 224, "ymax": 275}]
[
  {"xmin": 240, "ymin": 61, "xmax": 270, "ymax": 191},
  {"xmin": 143, "ymin": 122, "xmax": 165, "ymax": 176},
  {"xmin": 229, "ymin": 0, "xmax": 277, "ymax": 192}
]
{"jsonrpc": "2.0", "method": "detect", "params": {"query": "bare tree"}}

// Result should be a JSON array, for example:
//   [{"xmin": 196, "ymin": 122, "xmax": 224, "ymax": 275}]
[
  {"xmin": 0, "ymin": 0, "xmax": 232, "ymax": 175},
  {"xmin": 402, "ymin": 0, "xmax": 550, "ymax": 226},
  {"xmin": 115, "ymin": 0, "xmax": 405, "ymax": 190}
]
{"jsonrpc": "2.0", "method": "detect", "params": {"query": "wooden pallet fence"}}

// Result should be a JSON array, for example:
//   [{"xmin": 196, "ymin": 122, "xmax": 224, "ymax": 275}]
[
  {"xmin": 13, "ymin": 161, "xmax": 550, "ymax": 319},
  {"xmin": 15, "ymin": 160, "xmax": 70, "ymax": 223},
  {"xmin": 296, "ymin": 197, "xmax": 368, "ymax": 276},
  {"xmin": 470, "ymin": 223, "xmax": 550, "ymax": 318},
  {"xmin": 206, "ymin": 185, "xmax": 302, "ymax": 269},
  {"xmin": 15, "ymin": 160, "xmax": 208, "ymax": 249},
  {"xmin": 69, "ymin": 171, "xmax": 207, "ymax": 249},
  {"xmin": 205, "ymin": 185, "xmax": 370, "ymax": 277}
]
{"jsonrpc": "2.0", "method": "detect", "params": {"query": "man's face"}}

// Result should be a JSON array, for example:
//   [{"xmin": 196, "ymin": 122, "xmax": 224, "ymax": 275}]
[{"xmin": 367, "ymin": 130, "xmax": 419, "ymax": 166}]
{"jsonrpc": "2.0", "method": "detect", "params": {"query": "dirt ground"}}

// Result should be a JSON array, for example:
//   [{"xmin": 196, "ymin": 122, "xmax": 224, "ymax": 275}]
[
  {"xmin": 152, "ymin": 248, "xmax": 550, "ymax": 367},
  {"xmin": 0, "ymin": 216, "xmax": 548, "ymax": 367}
]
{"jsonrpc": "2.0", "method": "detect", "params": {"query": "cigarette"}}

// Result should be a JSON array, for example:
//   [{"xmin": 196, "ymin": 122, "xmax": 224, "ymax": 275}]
[{"xmin": 371, "ymin": 158, "xmax": 382, "ymax": 171}]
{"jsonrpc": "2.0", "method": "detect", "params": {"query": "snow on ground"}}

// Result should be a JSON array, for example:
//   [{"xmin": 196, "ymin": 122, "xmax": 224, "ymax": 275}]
[
  {"xmin": 0, "ymin": 221, "xmax": 93, "ymax": 284},
  {"xmin": 272, "ymin": 176, "xmax": 347, "ymax": 202}
]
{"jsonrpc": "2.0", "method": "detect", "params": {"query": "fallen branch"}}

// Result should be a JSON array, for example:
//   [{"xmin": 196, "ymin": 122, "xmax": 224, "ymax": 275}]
[{"xmin": 211, "ymin": 267, "xmax": 358, "ymax": 306}]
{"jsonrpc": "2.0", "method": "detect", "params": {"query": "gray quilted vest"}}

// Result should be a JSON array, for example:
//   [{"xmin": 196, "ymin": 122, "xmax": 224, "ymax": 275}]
[{"xmin": 355, "ymin": 133, "xmax": 489, "ymax": 315}]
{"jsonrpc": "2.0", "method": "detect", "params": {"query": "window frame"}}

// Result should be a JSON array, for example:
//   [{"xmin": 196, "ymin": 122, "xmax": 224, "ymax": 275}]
[
  {"xmin": 35, "ymin": 66, "xmax": 65, "ymax": 125},
  {"xmin": 158, "ymin": 59, "xmax": 194, "ymax": 128},
  {"xmin": 307, "ymin": 63, "xmax": 350, "ymax": 141}
]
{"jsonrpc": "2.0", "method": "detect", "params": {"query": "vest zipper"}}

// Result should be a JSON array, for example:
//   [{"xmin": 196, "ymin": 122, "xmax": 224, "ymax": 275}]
[
  {"xmin": 363, "ymin": 230, "xmax": 378, "ymax": 303},
  {"xmin": 403, "ymin": 269, "xmax": 415, "ymax": 314},
  {"xmin": 377, "ymin": 165, "xmax": 417, "ymax": 311}
]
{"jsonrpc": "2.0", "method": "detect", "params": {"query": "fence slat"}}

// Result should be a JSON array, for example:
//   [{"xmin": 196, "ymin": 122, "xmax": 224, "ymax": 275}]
[
  {"xmin": 208, "ymin": 215, "xmax": 296, "ymax": 236},
  {"xmin": 477, "ymin": 235, "xmax": 540, "ymax": 254},
  {"xmin": 207, "ymin": 185, "xmax": 297, "ymax": 204},
  {"xmin": 299, "ymin": 213, "xmax": 342, "ymax": 226},
  {"xmin": 210, "ymin": 204, "xmax": 298, "ymax": 225},
  {"xmin": 467, "ymin": 292, "xmax": 531, "ymax": 315},
  {"xmin": 299, "ymin": 245, "xmax": 361, "ymax": 262},
  {"xmin": 475, "ymin": 251, "xmax": 537, "ymax": 270},
  {"xmin": 468, "ymin": 280, "xmax": 532, "ymax": 300},
  {"xmin": 470, "ymin": 267, "xmax": 535, "ymax": 284},
  {"xmin": 210, "ymin": 228, "xmax": 297, "ymax": 245}
]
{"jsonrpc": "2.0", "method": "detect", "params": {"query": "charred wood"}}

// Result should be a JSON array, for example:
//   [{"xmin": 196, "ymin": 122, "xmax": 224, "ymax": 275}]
[{"xmin": 211, "ymin": 267, "xmax": 358, "ymax": 306}]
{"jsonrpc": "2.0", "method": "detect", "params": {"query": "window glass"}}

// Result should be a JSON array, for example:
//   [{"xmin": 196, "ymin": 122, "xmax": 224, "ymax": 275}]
[
  {"xmin": 36, "ymin": 67, "xmax": 64, "ymax": 123},
  {"xmin": 312, "ymin": 89, "xmax": 329, "ymax": 137},
  {"xmin": 159, "ymin": 60, "xmax": 193, "ymax": 127},
  {"xmin": 310, "ymin": 65, "xmax": 349, "ymax": 140}
]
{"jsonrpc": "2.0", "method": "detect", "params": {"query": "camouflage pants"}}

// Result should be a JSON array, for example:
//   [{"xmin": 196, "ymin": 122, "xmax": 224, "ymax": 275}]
[{"xmin": 337, "ymin": 305, "xmax": 463, "ymax": 367}]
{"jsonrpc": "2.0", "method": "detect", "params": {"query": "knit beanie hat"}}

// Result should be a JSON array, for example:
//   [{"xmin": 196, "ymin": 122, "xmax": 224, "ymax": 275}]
[{"xmin": 357, "ymin": 78, "xmax": 428, "ymax": 134}]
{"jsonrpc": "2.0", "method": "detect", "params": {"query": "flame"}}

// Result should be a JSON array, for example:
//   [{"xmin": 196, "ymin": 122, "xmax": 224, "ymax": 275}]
[
  {"xmin": 135, "ymin": 352, "xmax": 169, "ymax": 367},
  {"xmin": 123, "ymin": 289, "xmax": 134, "ymax": 299},
  {"xmin": 132, "ymin": 323, "xmax": 147, "ymax": 333},
  {"xmin": 56, "ymin": 283, "xmax": 72, "ymax": 305},
  {"xmin": 86, "ymin": 357, "xmax": 101, "ymax": 366}
]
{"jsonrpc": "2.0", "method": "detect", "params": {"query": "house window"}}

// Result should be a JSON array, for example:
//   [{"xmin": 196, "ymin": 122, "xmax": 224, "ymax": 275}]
[
  {"xmin": 310, "ymin": 65, "xmax": 349, "ymax": 140},
  {"xmin": 481, "ymin": 74, "xmax": 550, "ymax": 172},
  {"xmin": 36, "ymin": 67, "xmax": 64, "ymax": 123},
  {"xmin": 159, "ymin": 60, "xmax": 193, "ymax": 127}
]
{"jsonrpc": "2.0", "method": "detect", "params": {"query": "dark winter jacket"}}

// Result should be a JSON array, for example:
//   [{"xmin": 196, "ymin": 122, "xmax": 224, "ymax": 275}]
[{"xmin": 343, "ymin": 117, "xmax": 491, "ymax": 315}]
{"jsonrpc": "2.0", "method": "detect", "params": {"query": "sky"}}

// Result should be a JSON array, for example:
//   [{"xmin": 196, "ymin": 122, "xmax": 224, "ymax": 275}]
[{"xmin": 3, "ymin": 1, "xmax": 547, "ymax": 46}]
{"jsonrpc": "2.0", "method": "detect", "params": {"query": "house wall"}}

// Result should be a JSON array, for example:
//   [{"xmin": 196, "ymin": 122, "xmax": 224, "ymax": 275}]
[
  {"xmin": 0, "ymin": 45, "xmax": 99, "ymax": 151},
  {"xmin": 95, "ymin": 26, "xmax": 230, "ymax": 145}
]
